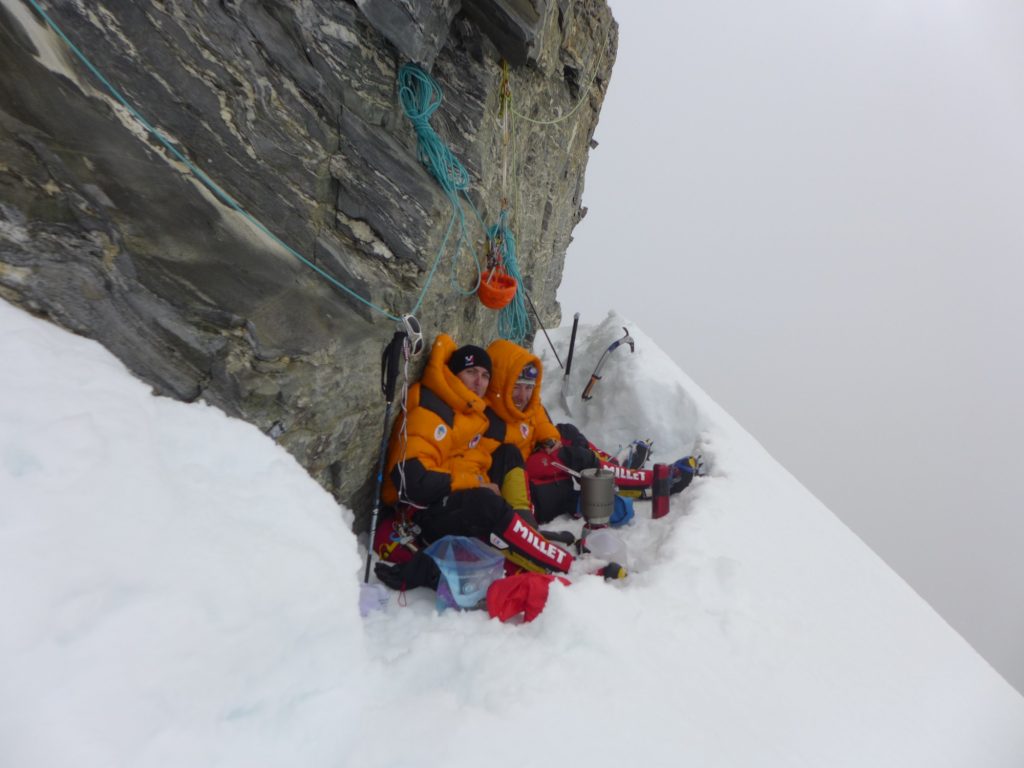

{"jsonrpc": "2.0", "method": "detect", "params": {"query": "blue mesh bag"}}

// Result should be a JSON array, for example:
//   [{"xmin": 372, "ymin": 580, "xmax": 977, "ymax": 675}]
[{"xmin": 424, "ymin": 536, "xmax": 505, "ymax": 611}]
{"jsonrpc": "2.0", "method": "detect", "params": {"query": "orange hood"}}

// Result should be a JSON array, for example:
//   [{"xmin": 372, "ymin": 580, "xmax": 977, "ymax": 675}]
[
  {"xmin": 486, "ymin": 339, "xmax": 545, "ymax": 423},
  {"xmin": 421, "ymin": 333, "xmax": 490, "ymax": 417}
]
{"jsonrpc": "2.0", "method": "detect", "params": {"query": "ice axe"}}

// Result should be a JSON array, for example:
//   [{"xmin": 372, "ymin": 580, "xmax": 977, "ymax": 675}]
[
  {"xmin": 581, "ymin": 327, "xmax": 634, "ymax": 401},
  {"xmin": 559, "ymin": 312, "xmax": 580, "ymax": 416}
]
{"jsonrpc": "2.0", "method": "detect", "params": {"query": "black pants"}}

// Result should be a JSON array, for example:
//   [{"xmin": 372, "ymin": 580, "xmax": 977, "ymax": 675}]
[
  {"xmin": 530, "ymin": 443, "xmax": 600, "ymax": 525},
  {"xmin": 417, "ymin": 445, "xmax": 526, "ymax": 543},
  {"xmin": 416, "ymin": 487, "xmax": 513, "ymax": 546},
  {"xmin": 488, "ymin": 442, "xmax": 525, "ymax": 486}
]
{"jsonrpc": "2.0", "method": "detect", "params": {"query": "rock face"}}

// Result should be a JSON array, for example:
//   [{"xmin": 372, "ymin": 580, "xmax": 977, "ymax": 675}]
[{"xmin": 0, "ymin": 0, "xmax": 616, "ymax": 522}]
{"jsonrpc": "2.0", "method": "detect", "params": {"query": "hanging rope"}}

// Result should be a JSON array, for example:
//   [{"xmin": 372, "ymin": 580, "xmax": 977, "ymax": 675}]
[
  {"xmin": 499, "ymin": 61, "xmax": 513, "ymax": 207},
  {"xmin": 494, "ymin": 17, "xmax": 612, "ymax": 361},
  {"xmin": 398, "ymin": 64, "xmax": 485, "ymax": 311},
  {"xmin": 486, "ymin": 212, "xmax": 529, "ymax": 343},
  {"xmin": 473, "ymin": 62, "xmax": 527, "ymax": 344},
  {"xmin": 511, "ymin": 21, "xmax": 613, "ymax": 126},
  {"xmin": 492, "ymin": 61, "xmax": 566, "ymax": 364}
]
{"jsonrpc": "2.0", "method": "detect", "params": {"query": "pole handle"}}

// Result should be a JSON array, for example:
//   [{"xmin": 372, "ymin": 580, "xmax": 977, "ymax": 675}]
[{"xmin": 381, "ymin": 331, "xmax": 405, "ymax": 403}]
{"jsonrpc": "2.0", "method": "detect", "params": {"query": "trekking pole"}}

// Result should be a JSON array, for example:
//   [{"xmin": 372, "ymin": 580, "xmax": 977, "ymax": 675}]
[
  {"xmin": 581, "ymin": 327, "xmax": 634, "ymax": 401},
  {"xmin": 364, "ymin": 330, "xmax": 407, "ymax": 583},
  {"xmin": 522, "ymin": 285, "xmax": 564, "ymax": 370},
  {"xmin": 559, "ymin": 313, "xmax": 580, "ymax": 415}
]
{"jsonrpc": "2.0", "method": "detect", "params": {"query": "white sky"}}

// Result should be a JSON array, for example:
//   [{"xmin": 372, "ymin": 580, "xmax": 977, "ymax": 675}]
[{"xmin": 559, "ymin": 0, "xmax": 1024, "ymax": 693}]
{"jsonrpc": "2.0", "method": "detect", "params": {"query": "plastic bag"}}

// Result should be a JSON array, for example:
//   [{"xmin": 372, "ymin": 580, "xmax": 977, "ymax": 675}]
[{"xmin": 425, "ymin": 536, "xmax": 505, "ymax": 611}]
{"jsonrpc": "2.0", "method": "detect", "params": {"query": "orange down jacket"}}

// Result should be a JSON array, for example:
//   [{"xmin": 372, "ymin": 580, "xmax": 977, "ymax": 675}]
[
  {"xmin": 485, "ymin": 340, "xmax": 562, "ymax": 463},
  {"xmin": 382, "ymin": 334, "xmax": 502, "ymax": 507}
]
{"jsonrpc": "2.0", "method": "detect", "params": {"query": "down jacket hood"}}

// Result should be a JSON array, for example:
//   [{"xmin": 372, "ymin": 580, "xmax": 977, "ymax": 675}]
[
  {"xmin": 422, "ymin": 333, "xmax": 490, "ymax": 416},
  {"xmin": 485, "ymin": 340, "xmax": 561, "ymax": 460},
  {"xmin": 486, "ymin": 339, "xmax": 544, "ymax": 423}
]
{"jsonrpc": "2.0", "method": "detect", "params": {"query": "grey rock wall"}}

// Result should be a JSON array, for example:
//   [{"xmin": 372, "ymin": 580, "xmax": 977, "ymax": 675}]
[{"xmin": 0, "ymin": 0, "xmax": 616, "ymax": 523}]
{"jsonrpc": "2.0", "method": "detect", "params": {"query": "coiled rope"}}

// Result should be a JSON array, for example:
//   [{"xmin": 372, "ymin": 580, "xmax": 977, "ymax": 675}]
[{"xmin": 398, "ymin": 64, "xmax": 485, "ymax": 310}]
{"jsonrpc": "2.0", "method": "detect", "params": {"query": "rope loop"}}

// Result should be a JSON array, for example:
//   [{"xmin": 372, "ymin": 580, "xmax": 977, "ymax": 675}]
[
  {"xmin": 398, "ymin": 65, "xmax": 470, "ymax": 197},
  {"xmin": 399, "ymin": 64, "xmax": 484, "ymax": 311}
]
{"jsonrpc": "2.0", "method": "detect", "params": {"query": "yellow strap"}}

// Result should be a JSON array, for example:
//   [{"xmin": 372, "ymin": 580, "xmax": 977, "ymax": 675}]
[{"xmin": 501, "ymin": 549, "xmax": 550, "ymax": 575}]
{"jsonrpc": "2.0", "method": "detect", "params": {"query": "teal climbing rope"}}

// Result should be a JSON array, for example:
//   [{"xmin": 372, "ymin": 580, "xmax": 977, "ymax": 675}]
[
  {"xmin": 486, "ymin": 211, "xmax": 529, "ymax": 344},
  {"xmin": 24, "ymin": 0, "xmax": 404, "ymax": 323},
  {"xmin": 398, "ymin": 64, "xmax": 485, "ymax": 312}
]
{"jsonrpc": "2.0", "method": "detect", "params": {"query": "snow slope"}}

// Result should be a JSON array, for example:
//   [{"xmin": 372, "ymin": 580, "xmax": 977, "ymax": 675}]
[{"xmin": 1, "ymin": 299, "xmax": 1022, "ymax": 767}]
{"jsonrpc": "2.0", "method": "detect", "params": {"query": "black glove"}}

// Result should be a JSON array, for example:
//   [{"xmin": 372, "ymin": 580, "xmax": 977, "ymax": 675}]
[
  {"xmin": 600, "ymin": 561, "xmax": 627, "ymax": 580},
  {"xmin": 540, "ymin": 529, "xmax": 576, "ymax": 546},
  {"xmin": 557, "ymin": 444, "xmax": 600, "ymax": 471},
  {"xmin": 556, "ymin": 423, "xmax": 590, "ymax": 449},
  {"xmin": 518, "ymin": 508, "xmax": 540, "ymax": 528},
  {"xmin": 375, "ymin": 551, "xmax": 441, "ymax": 591}
]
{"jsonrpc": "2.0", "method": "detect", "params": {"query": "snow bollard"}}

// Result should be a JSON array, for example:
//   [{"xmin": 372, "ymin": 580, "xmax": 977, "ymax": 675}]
[
  {"xmin": 579, "ymin": 467, "xmax": 616, "ymax": 528},
  {"xmin": 652, "ymin": 463, "xmax": 671, "ymax": 519}
]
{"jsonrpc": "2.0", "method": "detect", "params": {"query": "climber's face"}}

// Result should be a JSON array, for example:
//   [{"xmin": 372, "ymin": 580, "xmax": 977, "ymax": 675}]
[
  {"xmin": 456, "ymin": 366, "xmax": 491, "ymax": 398},
  {"xmin": 511, "ymin": 381, "xmax": 535, "ymax": 410}
]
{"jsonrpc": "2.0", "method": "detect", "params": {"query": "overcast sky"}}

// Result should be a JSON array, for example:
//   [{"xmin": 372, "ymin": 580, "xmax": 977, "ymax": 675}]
[{"xmin": 559, "ymin": 0, "xmax": 1024, "ymax": 694}]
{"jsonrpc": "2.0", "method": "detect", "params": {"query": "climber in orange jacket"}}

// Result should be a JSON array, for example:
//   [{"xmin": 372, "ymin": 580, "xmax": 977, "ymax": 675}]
[
  {"xmin": 374, "ymin": 334, "xmax": 574, "ymax": 591},
  {"xmin": 484, "ymin": 339, "xmax": 564, "ymax": 462},
  {"xmin": 380, "ymin": 333, "xmax": 500, "ymax": 509},
  {"xmin": 485, "ymin": 339, "xmax": 702, "ymax": 526},
  {"xmin": 485, "ymin": 340, "xmax": 602, "ymax": 526}
]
